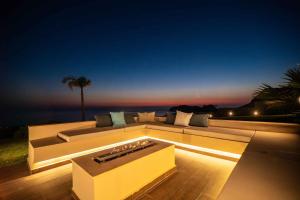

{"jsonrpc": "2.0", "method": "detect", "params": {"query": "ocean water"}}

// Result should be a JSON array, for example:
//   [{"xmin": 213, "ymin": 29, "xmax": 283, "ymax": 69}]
[{"xmin": 1, "ymin": 106, "xmax": 171, "ymax": 127}]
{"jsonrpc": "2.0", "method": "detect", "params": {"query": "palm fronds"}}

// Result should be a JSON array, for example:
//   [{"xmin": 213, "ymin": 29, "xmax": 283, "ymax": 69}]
[
  {"xmin": 283, "ymin": 64, "xmax": 300, "ymax": 89},
  {"xmin": 254, "ymin": 65, "xmax": 300, "ymax": 104},
  {"xmin": 62, "ymin": 76, "xmax": 91, "ymax": 90},
  {"xmin": 62, "ymin": 76, "xmax": 91, "ymax": 121},
  {"xmin": 254, "ymin": 84, "xmax": 280, "ymax": 100}
]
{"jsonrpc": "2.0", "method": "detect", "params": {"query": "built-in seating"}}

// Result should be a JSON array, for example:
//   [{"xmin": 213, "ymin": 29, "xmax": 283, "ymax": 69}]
[
  {"xmin": 145, "ymin": 122, "xmax": 185, "ymax": 133},
  {"xmin": 27, "ymin": 117, "xmax": 300, "ymax": 199},
  {"xmin": 30, "ymin": 136, "xmax": 65, "ymax": 148},
  {"xmin": 28, "ymin": 119, "xmax": 257, "ymax": 172},
  {"xmin": 28, "ymin": 118, "xmax": 300, "ymax": 173},
  {"xmin": 58, "ymin": 126, "xmax": 124, "ymax": 142},
  {"xmin": 184, "ymin": 126, "xmax": 254, "ymax": 142}
]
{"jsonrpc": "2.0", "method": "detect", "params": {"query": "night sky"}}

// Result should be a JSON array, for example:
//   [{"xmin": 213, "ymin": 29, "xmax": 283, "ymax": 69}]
[{"xmin": 2, "ymin": 0, "xmax": 300, "ymax": 108}]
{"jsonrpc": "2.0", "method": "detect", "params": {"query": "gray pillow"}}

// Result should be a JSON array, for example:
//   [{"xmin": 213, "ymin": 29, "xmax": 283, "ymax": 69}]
[
  {"xmin": 189, "ymin": 114, "xmax": 209, "ymax": 127},
  {"xmin": 125, "ymin": 113, "xmax": 136, "ymax": 124},
  {"xmin": 95, "ymin": 114, "xmax": 113, "ymax": 127},
  {"xmin": 165, "ymin": 112, "xmax": 176, "ymax": 124}
]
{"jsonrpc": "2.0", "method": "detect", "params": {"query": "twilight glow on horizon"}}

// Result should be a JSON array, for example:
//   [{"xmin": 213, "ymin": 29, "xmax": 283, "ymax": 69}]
[{"xmin": 2, "ymin": 1, "xmax": 300, "ymax": 108}]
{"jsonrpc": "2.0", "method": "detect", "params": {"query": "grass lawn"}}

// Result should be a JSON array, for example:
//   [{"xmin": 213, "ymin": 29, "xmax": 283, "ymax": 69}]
[{"xmin": 0, "ymin": 139, "xmax": 27, "ymax": 168}]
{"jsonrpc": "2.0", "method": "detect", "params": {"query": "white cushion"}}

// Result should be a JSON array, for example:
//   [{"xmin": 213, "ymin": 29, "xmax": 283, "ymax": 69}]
[
  {"xmin": 174, "ymin": 111, "xmax": 193, "ymax": 126},
  {"xmin": 138, "ymin": 112, "xmax": 155, "ymax": 122}
]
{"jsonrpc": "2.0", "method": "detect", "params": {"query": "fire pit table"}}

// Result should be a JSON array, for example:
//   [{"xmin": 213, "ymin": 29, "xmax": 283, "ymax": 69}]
[{"xmin": 71, "ymin": 139, "xmax": 176, "ymax": 200}]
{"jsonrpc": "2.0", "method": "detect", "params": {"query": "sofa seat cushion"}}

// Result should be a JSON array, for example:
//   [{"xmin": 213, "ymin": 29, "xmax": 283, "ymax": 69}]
[
  {"xmin": 58, "ymin": 126, "xmax": 124, "ymax": 142},
  {"xmin": 124, "ymin": 123, "xmax": 146, "ymax": 131},
  {"xmin": 184, "ymin": 126, "xmax": 254, "ymax": 142},
  {"xmin": 31, "ymin": 136, "xmax": 66, "ymax": 148},
  {"xmin": 145, "ymin": 122, "xmax": 185, "ymax": 133},
  {"xmin": 189, "ymin": 114, "xmax": 209, "ymax": 127}
]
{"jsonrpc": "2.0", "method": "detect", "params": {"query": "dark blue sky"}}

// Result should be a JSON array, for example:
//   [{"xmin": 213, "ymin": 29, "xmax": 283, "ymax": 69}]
[{"xmin": 2, "ymin": 0, "xmax": 300, "ymax": 108}]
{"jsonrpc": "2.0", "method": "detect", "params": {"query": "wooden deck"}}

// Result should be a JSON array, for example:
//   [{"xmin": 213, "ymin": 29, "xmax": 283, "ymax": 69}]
[{"xmin": 0, "ymin": 149, "xmax": 236, "ymax": 200}]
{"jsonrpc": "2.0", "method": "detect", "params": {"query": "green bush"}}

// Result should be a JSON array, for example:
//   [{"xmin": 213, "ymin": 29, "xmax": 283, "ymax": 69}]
[{"xmin": 0, "ymin": 139, "xmax": 27, "ymax": 167}]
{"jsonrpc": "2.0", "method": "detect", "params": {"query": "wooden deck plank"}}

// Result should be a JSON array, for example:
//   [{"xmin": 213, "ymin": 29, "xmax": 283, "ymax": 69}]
[{"xmin": 0, "ymin": 149, "xmax": 236, "ymax": 200}]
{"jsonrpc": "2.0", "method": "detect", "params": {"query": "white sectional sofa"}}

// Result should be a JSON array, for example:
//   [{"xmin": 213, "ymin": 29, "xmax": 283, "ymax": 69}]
[{"xmin": 28, "ymin": 118, "xmax": 258, "ymax": 173}]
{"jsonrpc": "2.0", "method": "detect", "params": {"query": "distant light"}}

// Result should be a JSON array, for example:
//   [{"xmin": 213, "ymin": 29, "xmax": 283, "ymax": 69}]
[
  {"xmin": 209, "ymin": 114, "xmax": 213, "ymax": 118},
  {"xmin": 298, "ymin": 96, "xmax": 300, "ymax": 104},
  {"xmin": 253, "ymin": 110, "xmax": 259, "ymax": 116},
  {"xmin": 228, "ymin": 111, "xmax": 233, "ymax": 116}
]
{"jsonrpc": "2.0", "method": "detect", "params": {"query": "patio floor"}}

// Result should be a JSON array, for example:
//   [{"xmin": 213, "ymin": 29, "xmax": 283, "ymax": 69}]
[{"xmin": 0, "ymin": 149, "xmax": 236, "ymax": 200}]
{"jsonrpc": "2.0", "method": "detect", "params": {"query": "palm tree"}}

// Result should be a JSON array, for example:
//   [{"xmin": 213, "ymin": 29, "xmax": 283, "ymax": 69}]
[
  {"xmin": 62, "ymin": 76, "xmax": 91, "ymax": 121},
  {"xmin": 254, "ymin": 64, "xmax": 300, "ymax": 111},
  {"xmin": 284, "ymin": 66, "xmax": 300, "ymax": 91}
]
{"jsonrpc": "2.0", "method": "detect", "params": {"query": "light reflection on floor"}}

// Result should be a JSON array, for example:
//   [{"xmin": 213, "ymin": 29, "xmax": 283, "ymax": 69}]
[{"xmin": 0, "ymin": 149, "xmax": 236, "ymax": 200}]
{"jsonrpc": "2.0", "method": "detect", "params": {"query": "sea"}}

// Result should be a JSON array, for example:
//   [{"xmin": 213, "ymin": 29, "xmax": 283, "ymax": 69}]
[{"xmin": 0, "ymin": 106, "xmax": 171, "ymax": 127}]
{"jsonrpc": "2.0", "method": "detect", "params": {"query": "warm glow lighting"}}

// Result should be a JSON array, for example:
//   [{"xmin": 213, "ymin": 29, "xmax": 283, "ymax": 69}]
[
  {"xmin": 175, "ymin": 149, "xmax": 237, "ymax": 167},
  {"xmin": 32, "ymin": 136, "xmax": 241, "ymax": 170},
  {"xmin": 209, "ymin": 114, "xmax": 213, "ymax": 118},
  {"xmin": 33, "ymin": 136, "xmax": 148, "ymax": 170},
  {"xmin": 253, "ymin": 110, "xmax": 259, "ymax": 116},
  {"xmin": 147, "ymin": 137, "xmax": 241, "ymax": 159},
  {"xmin": 228, "ymin": 111, "xmax": 233, "ymax": 116},
  {"xmin": 298, "ymin": 96, "xmax": 300, "ymax": 104}
]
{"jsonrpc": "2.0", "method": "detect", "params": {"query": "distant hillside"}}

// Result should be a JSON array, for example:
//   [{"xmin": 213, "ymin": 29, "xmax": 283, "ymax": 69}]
[
  {"xmin": 169, "ymin": 105, "xmax": 217, "ymax": 113},
  {"xmin": 238, "ymin": 98, "xmax": 291, "ymax": 115},
  {"xmin": 169, "ymin": 97, "xmax": 292, "ymax": 116}
]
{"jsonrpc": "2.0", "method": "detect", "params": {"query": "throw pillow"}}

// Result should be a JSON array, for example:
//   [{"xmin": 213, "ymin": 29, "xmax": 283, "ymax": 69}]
[
  {"xmin": 174, "ymin": 110, "xmax": 193, "ymax": 126},
  {"xmin": 189, "ymin": 114, "xmax": 209, "ymax": 127},
  {"xmin": 165, "ymin": 112, "xmax": 176, "ymax": 124},
  {"xmin": 95, "ymin": 114, "xmax": 113, "ymax": 127},
  {"xmin": 138, "ymin": 112, "xmax": 155, "ymax": 122},
  {"xmin": 110, "ymin": 112, "xmax": 126, "ymax": 126}
]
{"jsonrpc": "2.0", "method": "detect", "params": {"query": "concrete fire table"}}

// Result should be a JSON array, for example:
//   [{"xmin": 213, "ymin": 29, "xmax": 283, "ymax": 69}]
[{"xmin": 71, "ymin": 139, "xmax": 176, "ymax": 200}]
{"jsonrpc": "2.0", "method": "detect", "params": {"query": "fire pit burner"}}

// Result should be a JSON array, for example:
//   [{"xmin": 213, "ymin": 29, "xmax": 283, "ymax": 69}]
[{"xmin": 94, "ymin": 140, "xmax": 156, "ymax": 163}]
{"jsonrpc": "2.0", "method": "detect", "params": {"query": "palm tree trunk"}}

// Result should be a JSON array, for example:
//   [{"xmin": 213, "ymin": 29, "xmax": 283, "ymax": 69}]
[{"xmin": 80, "ymin": 87, "xmax": 85, "ymax": 121}]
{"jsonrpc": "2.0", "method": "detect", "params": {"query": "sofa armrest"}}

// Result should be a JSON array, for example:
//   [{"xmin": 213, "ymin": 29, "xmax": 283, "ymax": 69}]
[{"xmin": 28, "ymin": 121, "xmax": 96, "ymax": 141}]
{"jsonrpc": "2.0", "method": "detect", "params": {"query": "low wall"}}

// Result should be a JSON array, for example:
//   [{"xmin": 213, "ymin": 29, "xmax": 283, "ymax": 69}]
[
  {"xmin": 209, "ymin": 119, "xmax": 300, "ymax": 134},
  {"xmin": 28, "ymin": 121, "xmax": 96, "ymax": 141}
]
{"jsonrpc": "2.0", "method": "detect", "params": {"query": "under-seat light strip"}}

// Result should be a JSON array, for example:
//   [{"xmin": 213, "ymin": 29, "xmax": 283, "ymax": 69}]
[
  {"xmin": 33, "ymin": 136, "xmax": 241, "ymax": 170},
  {"xmin": 33, "ymin": 136, "xmax": 148, "ymax": 170},
  {"xmin": 146, "ymin": 137, "xmax": 241, "ymax": 159}
]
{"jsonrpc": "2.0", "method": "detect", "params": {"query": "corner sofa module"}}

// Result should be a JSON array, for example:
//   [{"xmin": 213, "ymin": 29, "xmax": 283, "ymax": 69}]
[
  {"xmin": 29, "ymin": 131, "xmax": 126, "ymax": 172},
  {"xmin": 28, "ymin": 123, "xmax": 147, "ymax": 172}
]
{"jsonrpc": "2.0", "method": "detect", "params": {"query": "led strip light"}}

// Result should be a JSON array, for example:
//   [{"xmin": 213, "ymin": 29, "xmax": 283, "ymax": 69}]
[
  {"xmin": 33, "ymin": 136, "xmax": 148, "ymax": 170},
  {"xmin": 33, "ymin": 136, "xmax": 241, "ymax": 170},
  {"xmin": 146, "ymin": 136, "xmax": 241, "ymax": 159}
]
